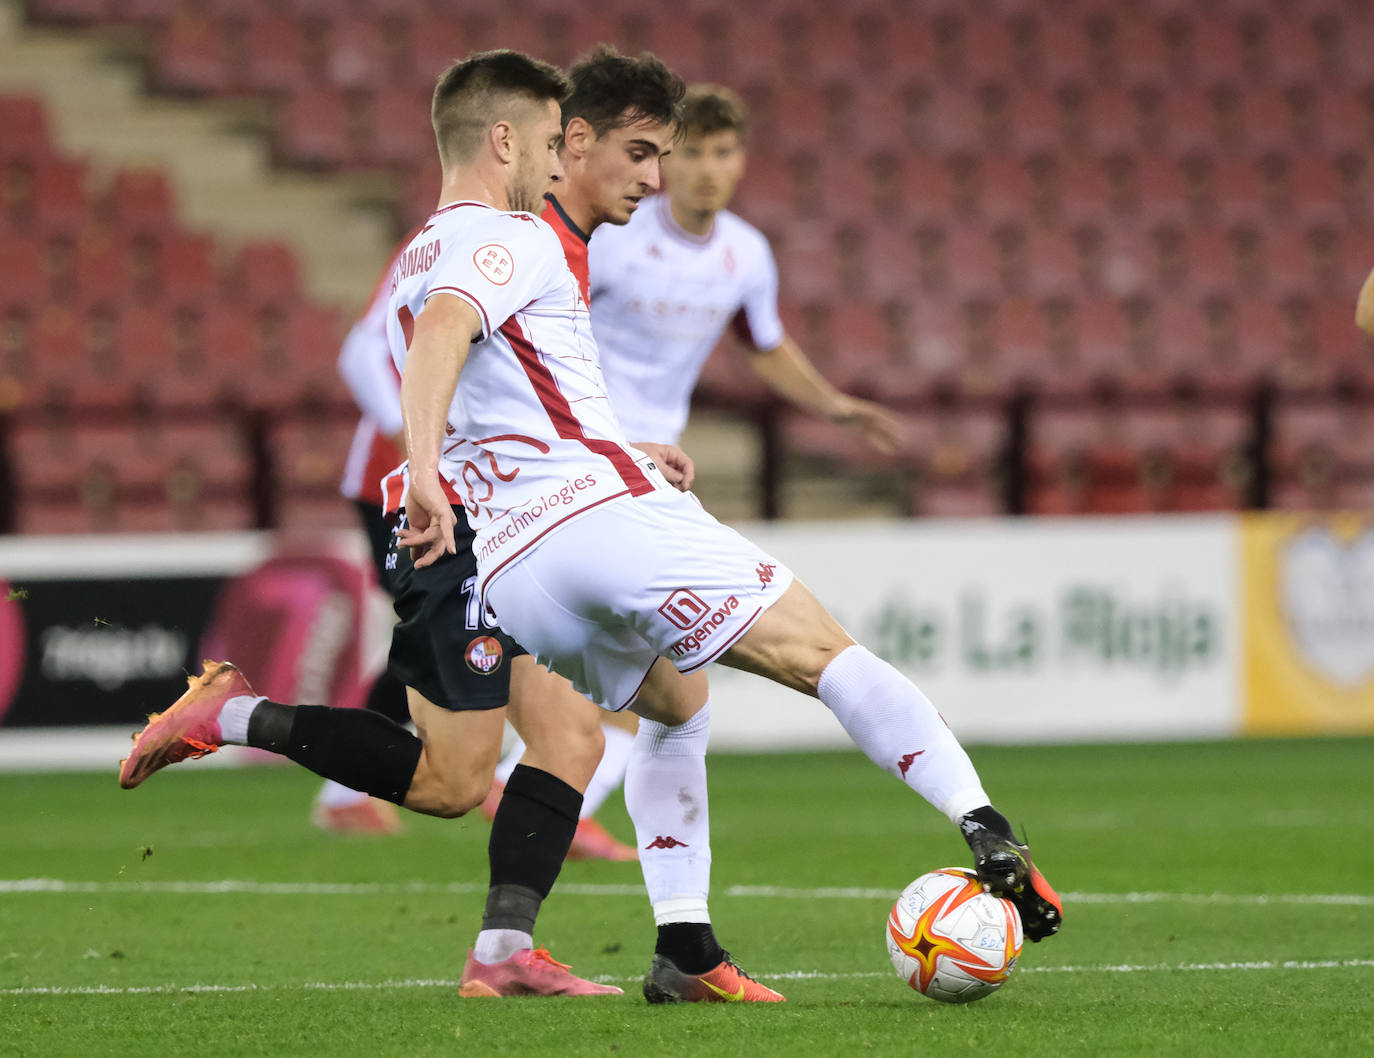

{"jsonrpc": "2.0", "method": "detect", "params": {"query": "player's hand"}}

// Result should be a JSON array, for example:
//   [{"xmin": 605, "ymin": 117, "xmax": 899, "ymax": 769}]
[
  {"xmin": 832, "ymin": 396, "xmax": 902, "ymax": 455},
  {"xmin": 396, "ymin": 469, "xmax": 457, "ymax": 568},
  {"xmin": 635, "ymin": 442, "xmax": 695, "ymax": 491}
]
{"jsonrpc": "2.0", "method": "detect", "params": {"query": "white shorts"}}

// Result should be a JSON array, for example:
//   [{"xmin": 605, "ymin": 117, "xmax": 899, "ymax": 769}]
[{"xmin": 483, "ymin": 489, "xmax": 794, "ymax": 710}]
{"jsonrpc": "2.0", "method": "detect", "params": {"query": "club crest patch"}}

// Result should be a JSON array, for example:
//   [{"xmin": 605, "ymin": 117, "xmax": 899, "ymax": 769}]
[{"xmin": 465, "ymin": 635, "xmax": 504, "ymax": 675}]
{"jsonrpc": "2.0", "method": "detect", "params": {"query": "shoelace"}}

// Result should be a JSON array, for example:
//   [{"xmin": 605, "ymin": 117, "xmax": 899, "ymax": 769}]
[
  {"xmin": 181, "ymin": 737, "xmax": 220, "ymax": 759},
  {"xmin": 719, "ymin": 951, "xmax": 757, "ymax": 982},
  {"xmin": 527, "ymin": 948, "xmax": 572, "ymax": 973}
]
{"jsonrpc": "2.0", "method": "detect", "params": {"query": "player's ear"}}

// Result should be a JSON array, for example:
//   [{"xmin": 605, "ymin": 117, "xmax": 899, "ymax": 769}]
[
  {"xmin": 562, "ymin": 116, "xmax": 593, "ymax": 159},
  {"xmin": 490, "ymin": 119, "xmax": 516, "ymax": 164}
]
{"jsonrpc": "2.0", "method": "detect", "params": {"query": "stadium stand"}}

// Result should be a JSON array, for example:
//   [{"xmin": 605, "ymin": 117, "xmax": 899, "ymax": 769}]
[{"xmin": 3, "ymin": 0, "xmax": 1374, "ymax": 526}]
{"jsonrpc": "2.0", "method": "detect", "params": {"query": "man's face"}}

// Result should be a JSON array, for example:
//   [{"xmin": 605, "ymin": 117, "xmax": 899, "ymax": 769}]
[
  {"xmin": 663, "ymin": 128, "xmax": 746, "ymax": 216},
  {"xmin": 573, "ymin": 116, "xmax": 675, "ymax": 227},
  {"xmin": 509, "ymin": 98, "xmax": 566, "ymax": 215}
]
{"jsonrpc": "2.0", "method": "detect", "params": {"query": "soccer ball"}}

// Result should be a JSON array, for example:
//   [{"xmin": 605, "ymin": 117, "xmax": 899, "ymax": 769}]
[{"xmin": 886, "ymin": 867, "xmax": 1023, "ymax": 1003}]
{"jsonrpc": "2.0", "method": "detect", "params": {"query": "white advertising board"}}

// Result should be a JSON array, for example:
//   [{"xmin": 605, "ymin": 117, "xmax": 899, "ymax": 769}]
[{"xmin": 704, "ymin": 515, "xmax": 1241, "ymax": 748}]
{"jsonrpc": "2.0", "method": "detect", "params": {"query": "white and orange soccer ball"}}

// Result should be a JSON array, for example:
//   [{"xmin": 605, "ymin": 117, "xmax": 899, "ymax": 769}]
[{"xmin": 886, "ymin": 867, "xmax": 1023, "ymax": 1003}]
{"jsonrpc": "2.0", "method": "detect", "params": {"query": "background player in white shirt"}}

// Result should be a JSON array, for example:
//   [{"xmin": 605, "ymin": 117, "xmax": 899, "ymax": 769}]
[{"xmin": 591, "ymin": 83, "xmax": 900, "ymax": 453}]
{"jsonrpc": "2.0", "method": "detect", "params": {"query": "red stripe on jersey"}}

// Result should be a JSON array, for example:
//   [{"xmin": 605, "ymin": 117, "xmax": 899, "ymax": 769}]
[
  {"xmin": 499, "ymin": 318, "xmax": 653, "ymax": 495},
  {"xmin": 359, "ymin": 432, "xmax": 402, "ymax": 506},
  {"xmin": 397, "ymin": 304, "xmax": 415, "ymax": 348}
]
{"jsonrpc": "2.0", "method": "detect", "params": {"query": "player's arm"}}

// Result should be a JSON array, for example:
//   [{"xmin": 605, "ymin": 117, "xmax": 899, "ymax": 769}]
[
  {"xmin": 397, "ymin": 293, "xmax": 481, "ymax": 568},
  {"xmin": 1356, "ymin": 265, "xmax": 1374, "ymax": 337},
  {"xmin": 337, "ymin": 314, "xmax": 405, "ymax": 452},
  {"xmin": 746, "ymin": 334, "xmax": 901, "ymax": 454}
]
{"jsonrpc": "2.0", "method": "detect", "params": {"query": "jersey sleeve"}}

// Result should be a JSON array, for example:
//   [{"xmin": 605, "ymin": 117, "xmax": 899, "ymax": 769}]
[
  {"xmin": 336, "ymin": 262, "xmax": 402, "ymax": 435},
  {"xmin": 732, "ymin": 236, "xmax": 786, "ymax": 352},
  {"xmin": 424, "ymin": 214, "xmax": 559, "ymax": 340}
]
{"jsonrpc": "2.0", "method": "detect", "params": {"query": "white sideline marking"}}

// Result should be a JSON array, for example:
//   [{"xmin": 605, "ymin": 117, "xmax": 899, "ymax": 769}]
[
  {"xmin": 2, "ymin": 879, "xmax": 1373, "ymax": 907},
  {"xmin": 6, "ymin": 959, "xmax": 1374, "ymax": 998}
]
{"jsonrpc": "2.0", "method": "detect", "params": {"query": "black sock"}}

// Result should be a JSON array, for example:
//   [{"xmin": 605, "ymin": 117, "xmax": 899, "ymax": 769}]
[
  {"xmin": 363, "ymin": 668, "xmax": 411, "ymax": 726},
  {"xmin": 482, "ymin": 764, "xmax": 582, "ymax": 935},
  {"xmin": 247, "ymin": 701, "xmax": 422, "ymax": 806},
  {"xmin": 655, "ymin": 922, "xmax": 725, "ymax": 975},
  {"xmin": 958, "ymin": 805, "xmax": 1016, "ymax": 843}
]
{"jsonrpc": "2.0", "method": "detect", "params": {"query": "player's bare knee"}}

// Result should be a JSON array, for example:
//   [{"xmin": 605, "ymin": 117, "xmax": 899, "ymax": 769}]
[{"xmin": 403, "ymin": 761, "xmax": 490, "ymax": 818}]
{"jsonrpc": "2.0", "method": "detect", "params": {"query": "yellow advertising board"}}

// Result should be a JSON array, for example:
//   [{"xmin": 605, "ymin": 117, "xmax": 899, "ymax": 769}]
[{"xmin": 1241, "ymin": 512, "xmax": 1374, "ymax": 734}]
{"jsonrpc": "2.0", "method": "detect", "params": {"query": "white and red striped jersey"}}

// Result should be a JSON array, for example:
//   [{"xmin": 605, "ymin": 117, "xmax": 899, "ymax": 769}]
[
  {"xmin": 588, "ymin": 194, "xmax": 785, "ymax": 444},
  {"xmin": 381, "ymin": 200, "xmax": 671, "ymax": 586},
  {"xmin": 338, "ymin": 247, "xmax": 404, "ymax": 506}
]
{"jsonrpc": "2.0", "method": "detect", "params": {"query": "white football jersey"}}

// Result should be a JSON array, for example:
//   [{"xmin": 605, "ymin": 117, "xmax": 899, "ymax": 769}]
[
  {"xmin": 382, "ymin": 200, "xmax": 671, "ymax": 585},
  {"xmin": 588, "ymin": 194, "xmax": 785, "ymax": 444}
]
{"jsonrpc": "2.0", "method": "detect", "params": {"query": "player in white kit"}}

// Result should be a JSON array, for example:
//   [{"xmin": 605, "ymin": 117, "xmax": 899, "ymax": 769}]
[
  {"xmin": 392, "ymin": 54, "xmax": 1063, "ymax": 1000},
  {"xmin": 592, "ymin": 84, "xmax": 899, "ymax": 452}
]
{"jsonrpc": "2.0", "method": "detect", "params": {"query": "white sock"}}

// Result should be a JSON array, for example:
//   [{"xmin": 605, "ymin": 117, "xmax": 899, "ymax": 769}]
[
  {"xmin": 217, "ymin": 694, "xmax": 266, "ymax": 746},
  {"xmin": 623, "ymin": 702, "xmax": 713, "ymax": 925},
  {"xmin": 817, "ymin": 646, "xmax": 989, "ymax": 824},
  {"xmin": 472, "ymin": 928, "xmax": 532, "ymax": 965},
  {"xmin": 316, "ymin": 779, "xmax": 369, "ymax": 808},
  {"xmin": 492, "ymin": 737, "xmax": 524, "ymax": 786},
  {"xmin": 580, "ymin": 723, "xmax": 636, "ymax": 819}
]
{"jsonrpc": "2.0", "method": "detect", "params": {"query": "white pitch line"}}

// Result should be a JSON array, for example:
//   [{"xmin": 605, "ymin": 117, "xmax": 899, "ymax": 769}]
[
  {"xmin": 2, "ymin": 879, "xmax": 1372, "ymax": 907},
  {"xmin": 6, "ymin": 959, "xmax": 1374, "ymax": 998}
]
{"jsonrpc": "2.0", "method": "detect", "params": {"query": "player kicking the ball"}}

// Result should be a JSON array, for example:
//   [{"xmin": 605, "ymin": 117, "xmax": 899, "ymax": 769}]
[{"xmin": 381, "ymin": 48, "xmax": 1061, "ymax": 977}]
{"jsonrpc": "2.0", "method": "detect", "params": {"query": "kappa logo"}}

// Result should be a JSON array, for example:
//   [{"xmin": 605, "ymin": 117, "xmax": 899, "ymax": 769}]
[
  {"xmin": 644, "ymin": 835, "xmax": 689, "ymax": 850},
  {"xmin": 658, "ymin": 589, "xmax": 711, "ymax": 631},
  {"xmin": 464, "ymin": 635, "xmax": 504, "ymax": 675},
  {"xmin": 756, "ymin": 562, "xmax": 776, "ymax": 588},
  {"xmin": 897, "ymin": 750, "xmax": 925, "ymax": 778},
  {"xmin": 473, "ymin": 243, "xmax": 514, "ymax": 285}
]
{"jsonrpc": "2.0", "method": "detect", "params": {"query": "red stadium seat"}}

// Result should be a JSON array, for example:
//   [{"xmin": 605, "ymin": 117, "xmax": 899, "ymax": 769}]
[
  {"xmin": 1265, "ymin": 20, "xmax": 1326, "ymax": 88},
  {"xmin": 1021, "ymin": 227, "xmax": 1081, "ymax": 299},
  {"xmin": 0, "ymin": 235, "xmax": 47, "ymax": 309},
  {"xmin": 1234, "ymin": 85, "xmax": 1297, "ymax": 154},
  {"xmin": 226, "ymin": 241, "xmax": 301, "ymax": 309},
  {"xmin": 1261, "ymin": 226, "xmax": 1318, "ymax": 298},
  {"xmin": 236, "ymin": 13, "xmax": 310, "ymax": 96},
  {"xmin": 1056, "ymin": 157, "xmax": 1112, "ymax": 227},
  {"xmin": 1034, "ymin": 18, "xmax": 1094, "ymax": 83},
  {"xmin": 71, "ymin": 228, "xmax": 133, "ymax": 305},
  {"xmin": 0, "ymin": 96, "xmax": 52, "ymax": 160},
  {"xmin": 977, "ymin": 154, "xmax": 1034, "ymax": 226},
  {"xmin": 410, "ymin": 17, "xmax": 470, "ymax": 87},
  {"xmin": 1283, "ymin": 155, "xmax": 1346, "ymax": 227},
  {"xmin": 31, "ymin": 157, "xmax": 89, "ymax": 236},
  {"xmin": 1112, "ymin": 17, "xmax": 1173, "ymax": 86},
  {"xmin": 156, "ymin": 233, "xmax": 218, "ymax": 307},
  {"xmin": 102, "ymin": 168, "xmax": 176, "ymax": 234},
  {"xmin": 1004, "ymin": 88, "xmax": 1064, "ymax": 154},
  {"xmin": 364, "ymin": 83, "xmax": 433, "ymax": 168},
  {"xmin": 277, "ymin": 88, "xmax": 354, "ymax": 168},
  {"xmin": 322, "ymin": 16, "xmax": 391, "ymax": 91},
  {"xmin": 1177, "ymin": 17, "xmax": 1247, "ymax": 85},
  {"xmin": 1183, "ymin": 226, "xmax": 1239, "ymax": 298},
  {"xmin": 157, "ymin": 14, "xmax": 231, "ymax": 95},
  {"xmin": 939, "ymin": 226, "xmax": 1002, "ymax": 299}
]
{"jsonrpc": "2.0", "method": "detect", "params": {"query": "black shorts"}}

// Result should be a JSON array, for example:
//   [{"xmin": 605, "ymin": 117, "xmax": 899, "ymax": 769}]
[
  {"xmin": 355, "ymin": 501, "xmax": 395, "ymax": 589},
  {"xmin": 384, "ymin": 506, "xmax": 527, "ymax": 712}
]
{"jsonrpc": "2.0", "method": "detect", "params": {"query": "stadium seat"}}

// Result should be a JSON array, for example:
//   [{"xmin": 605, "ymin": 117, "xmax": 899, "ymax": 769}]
[
  {"xmin": 277, "ymin": 87, "xmax": 354, "ymax": 169},
  {"xmin": 225, "ymin": 241, "xmax": 301, "ymax": 309},
  {"xmin": 0, "ymin": 235, "xmax": 48, "ymax": 309},
  {"xmin": 101, "ymin": 168, "xmax": 176, "ymax": 235},
  {"xmin": 1261, "ymin": 225, "xmax": 1319, "ymax": 298},
  {"xmin": 1182, "ymin": 226, "xmax": 1239, "ymax": 298},
  {"xmin": 322, "ymin": 16, "xmax": 392, "ymax": 91},
  {"xmin": 31, "ymin": 158, "xmax": 89, "ymax": 236},
  {"xmin": 363, "ymin": 83, "xmax": 433, "ymax": 169},
  {"xmin": 235, "ymin": 13, "xmax": 311, "ymax": 97},
  {"xmin": 157, "ymin": 14, "xmax": 231, "ymax": 95},
  {"xmin": 1233, "ymin": 84, "xmax": 1296, "ymax": 154},
  {"xmin": 0, "ymin": 96, "xmax": 53, "ymax": 160}
]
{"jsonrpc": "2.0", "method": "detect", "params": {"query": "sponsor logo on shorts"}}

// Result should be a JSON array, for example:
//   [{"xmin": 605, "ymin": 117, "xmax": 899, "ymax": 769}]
[
  {"xmin": 756, "ymin": 562, "xmax": 776, "ymax": 588},
  {"xmin": 668, "ymin": 595, "xmax": 740, "ymax": 657},
  {"xmin": 465, "ymin": 635, "xmax": 504, "ymax": 675},
  {"xmin": 657, "ymin": 589, "xmax": 711, "ymax": 631},
  {"xmin": 644, "ymin": 835, "xmax": 689, "ymax": 850}
]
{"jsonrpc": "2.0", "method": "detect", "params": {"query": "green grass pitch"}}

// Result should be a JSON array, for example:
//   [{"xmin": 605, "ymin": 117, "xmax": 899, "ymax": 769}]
[{"xmin": 2, "ymin": 737, "xmax": 1372, "ymax": 1057}]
